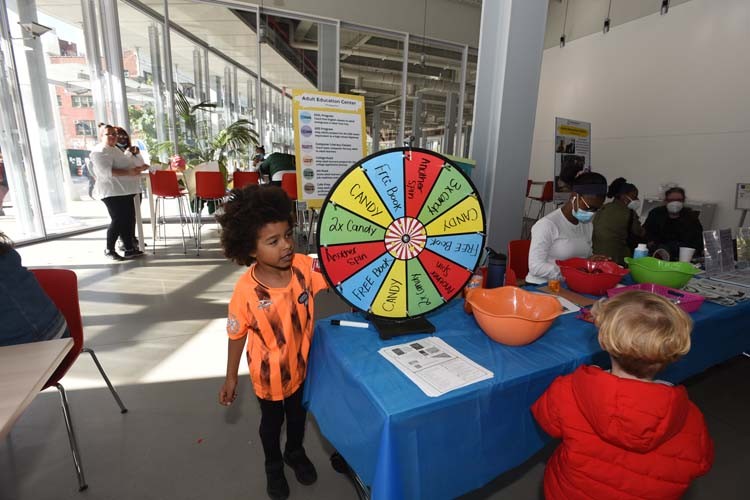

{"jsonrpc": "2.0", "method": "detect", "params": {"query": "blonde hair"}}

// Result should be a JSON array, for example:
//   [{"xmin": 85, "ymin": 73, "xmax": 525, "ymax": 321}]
[{"xmin": 593, "ymin": 291, "xmax": 692, "ymax": 379}]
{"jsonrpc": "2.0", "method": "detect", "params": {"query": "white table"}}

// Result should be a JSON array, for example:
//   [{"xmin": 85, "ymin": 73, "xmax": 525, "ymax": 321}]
[{"xmin": 0, "ymin": 338, "xmax": 74, "ymax": 439}]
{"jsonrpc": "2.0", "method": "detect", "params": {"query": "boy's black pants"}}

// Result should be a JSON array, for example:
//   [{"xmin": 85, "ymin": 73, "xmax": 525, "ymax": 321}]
[{"xmin": 257, "ymin": 384, "xmax": 307, "ymax": 469}]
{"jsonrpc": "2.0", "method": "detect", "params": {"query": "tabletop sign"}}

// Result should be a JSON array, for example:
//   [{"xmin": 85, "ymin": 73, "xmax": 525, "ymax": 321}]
[{"xmin": 317, "ymin": 148, "xmax": 486, "ymax": 320}]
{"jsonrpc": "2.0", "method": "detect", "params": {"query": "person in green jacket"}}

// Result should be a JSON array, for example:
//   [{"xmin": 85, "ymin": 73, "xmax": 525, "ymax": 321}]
[
  {"xmin": 592, "ymin": 177, "xmax": 646, "ymax": 265},
  {"xmin": 258, "ymin": 152, "xmax": 296, "ymax": 186}
]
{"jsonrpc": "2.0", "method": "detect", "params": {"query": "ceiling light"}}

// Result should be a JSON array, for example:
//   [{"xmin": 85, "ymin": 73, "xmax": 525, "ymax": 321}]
[{"xmin": 603, "ymin": 18, "xmax": 610, "ymax": 33}]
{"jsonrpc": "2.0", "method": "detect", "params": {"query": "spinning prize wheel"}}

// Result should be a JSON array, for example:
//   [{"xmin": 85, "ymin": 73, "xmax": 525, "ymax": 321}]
[{"xmin": 317, "ymin": 148, "xmax": 486, "ymax": 337}]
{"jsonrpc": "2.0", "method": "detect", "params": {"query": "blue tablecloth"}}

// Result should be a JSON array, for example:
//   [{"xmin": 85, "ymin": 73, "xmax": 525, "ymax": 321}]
[{"xmin": 304, "ymin": 298, "xmax": 750, "ymax": 500}]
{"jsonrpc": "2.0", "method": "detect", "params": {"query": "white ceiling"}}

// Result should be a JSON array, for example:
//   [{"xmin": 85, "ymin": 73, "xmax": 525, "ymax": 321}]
[
  {"xmin": 544, "ymin": 0, "xmax": 694, "ymax": 48},
  {"xmin": 35, "ymin": 0, "xmax": 314, "ymax": 91}
]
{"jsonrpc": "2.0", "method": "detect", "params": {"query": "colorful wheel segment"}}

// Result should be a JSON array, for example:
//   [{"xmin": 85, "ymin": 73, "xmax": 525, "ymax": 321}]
[{"xmin": 317, "ymin": 147, "xmax": 486, "ymax": 320}]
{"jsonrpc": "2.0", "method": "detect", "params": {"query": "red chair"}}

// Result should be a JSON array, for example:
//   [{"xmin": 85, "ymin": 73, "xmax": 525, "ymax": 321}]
[
  {"xmin": 281, "ymin": 172, "xmax": 298, "ymax": 201},
  {"xmin": 149, "ymin": 170, "xmax": 193, "ymax": 254},
  {"xmin": 31, "ymin": 269, "xmax": 127, "ymax": 491},
  {"xmin": 525, "ymin": 180, "xmax": 553, "ymax": 221},
  {"xmin": 506, "ymin": 239, "xmax": 531, "ymax": 286},
  {"xmin": 233, "ymin": 171, "xmax": 259, "ymax": 190},
  {"xmin": 194, "ymin": 171, "xmax": 227, "ymax": 255}
]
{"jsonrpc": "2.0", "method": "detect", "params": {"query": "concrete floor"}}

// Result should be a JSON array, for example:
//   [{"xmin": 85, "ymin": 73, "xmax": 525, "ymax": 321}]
[{"xmin": 1, "ymin": 227, "xmax": 747, "ymax": 500}]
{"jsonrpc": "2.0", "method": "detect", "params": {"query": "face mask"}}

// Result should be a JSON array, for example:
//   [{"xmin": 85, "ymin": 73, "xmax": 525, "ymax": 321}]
[
  {"xmin": 116, "ymin": 141, "xmax": 127, "ymax": 149},
  {"xmin": 573, "ymin": 196, "xmax": 595, "ymax": 223},
  {"xmin": 666, "ymin": 201, "xmax": 684, "ymax": 214},
  {"xmin": 626, "ymin": 197, "xmax": 641, "ymax": 211}
]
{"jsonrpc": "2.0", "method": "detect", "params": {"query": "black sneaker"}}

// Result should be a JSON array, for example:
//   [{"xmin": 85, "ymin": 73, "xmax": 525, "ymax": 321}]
[
  {"xmin": 123, "ymin": 249, "xmax": 145, "ymax": 259},
  {"xmin": 265, "ymin": 462, "xmax": 289, "ymax": 500},
  {"xmin": 104, "ymin": 249, "xmax": 125, "ymax": 261},
  {"xmin": 283, "ymin": 448, "xmax": 317, "ymax": 486}
]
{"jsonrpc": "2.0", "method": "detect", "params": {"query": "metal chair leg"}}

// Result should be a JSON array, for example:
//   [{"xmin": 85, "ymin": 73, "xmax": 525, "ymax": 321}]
[
  {"xmin": 54, "ymin": 383, "xmax": 88, "ymax": 491},
  {"xmin": 152, "ymin": 196, "xmax": 160, "ymax": 255},
  {"xmin": 196, "ymin": 198, "xmax": 203, "ymax": 256},
  {"xmin": 177, "ymin": 197, "xmax": 187, "ymax": 254},
  {"xmin": 82, "ymin": 347, "xmax": 128, "ymax": 414}
]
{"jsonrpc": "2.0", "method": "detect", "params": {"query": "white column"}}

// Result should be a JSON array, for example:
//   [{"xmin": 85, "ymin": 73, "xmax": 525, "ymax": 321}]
[
  {"xmin": 317, "ymin": 23, "xmax": 338, "ymax": 92},
  {"xmin": 470, "ymin": 0, "xmax": 548, "ymax": 250}
]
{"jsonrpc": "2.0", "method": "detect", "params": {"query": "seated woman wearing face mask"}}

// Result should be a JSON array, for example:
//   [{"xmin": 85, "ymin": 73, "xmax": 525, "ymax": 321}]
[
  {"xmin": 592, "ymin": 177, "xmax": 646, "ymax": 265},
  {"xmin": 526, "ymin": 172, "xmax": 609, "ymax": 285},
  {"xmin": 643, "ymin": 187, "xmax": 703, "ymax": 261}
]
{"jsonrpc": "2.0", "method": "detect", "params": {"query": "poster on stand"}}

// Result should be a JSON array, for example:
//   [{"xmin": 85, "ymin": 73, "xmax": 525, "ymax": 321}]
[
  {"xmin": 554, "ymin": 118, "xmax": 591, "ymax": 200},
  {"xmin": 292, "ymin": 89, "xmax": 367, "ymax": 208}
]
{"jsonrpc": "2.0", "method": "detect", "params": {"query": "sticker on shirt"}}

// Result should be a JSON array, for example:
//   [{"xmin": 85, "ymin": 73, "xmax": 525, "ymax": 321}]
[
  {"xmin": 258, "ymin": 299, "xmax": 273, "ymax": 310},
  {"xmin": 297, "ymin": 290, "xmax": 309, "ymax": 305},
  {"xmin": 227, "ymin": 313, "xmax": 240, "ymax": 335}
]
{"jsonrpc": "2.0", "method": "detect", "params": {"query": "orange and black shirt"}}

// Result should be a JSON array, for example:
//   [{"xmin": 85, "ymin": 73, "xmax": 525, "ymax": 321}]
[{"xmin": 227, "ymin": 254, "xmax": 328, "ymax": 401}]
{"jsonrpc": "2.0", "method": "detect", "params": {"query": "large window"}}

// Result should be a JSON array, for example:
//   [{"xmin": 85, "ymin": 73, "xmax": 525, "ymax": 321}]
[
  {"xmin": 71, "ymin": 94, "xmax": 94, "ymax": 108},
  {"xmin": 2, "ymin": 0, "xmax": 109, "ymax": 241},
  {"xmin": 75, "ymin": 120, "xmax": 97, "ymax": 136}
]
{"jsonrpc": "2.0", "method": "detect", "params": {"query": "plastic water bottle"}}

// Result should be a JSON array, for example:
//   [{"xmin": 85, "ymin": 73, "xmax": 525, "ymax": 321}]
[
  {"xmin": 633, "ymin": 243, "xmax": 648, "ymax": 259},
  {"xmin": 463, "ymin": 271, "xmax": 484, "ymax": 314}
]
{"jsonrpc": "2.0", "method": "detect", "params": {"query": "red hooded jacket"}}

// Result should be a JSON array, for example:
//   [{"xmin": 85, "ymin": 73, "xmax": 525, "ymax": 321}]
[{"xmin": 532, "ymin": 365, "xmax": 713, "ymax": 499}]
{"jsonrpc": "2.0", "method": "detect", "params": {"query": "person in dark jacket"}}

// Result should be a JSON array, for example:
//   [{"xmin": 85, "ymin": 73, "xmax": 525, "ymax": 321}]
[
  {"xmin": 643, "ymin": 187, "xmax": 703, "ymax": 260},
  {"xmin": 592, "ymin": 177, "xmax": 646, "ymax": 265},
  {"xmin": 0, "ymin": 232, "xmax": 70, "ymax": 346}
]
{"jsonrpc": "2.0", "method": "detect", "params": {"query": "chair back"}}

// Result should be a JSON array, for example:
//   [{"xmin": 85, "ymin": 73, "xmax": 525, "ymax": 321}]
[
  {"xmin": 540, "ymin": 181, "xmax": 553, "ymax": 202},
  {"xmin": 195, "ymin": 171, "xmax": 226, "ymax": 199},
  {"xmin": 507, "ymin": 240, "xmax": 531, "ymax": 285},
  {"xmin": 149, "ymin": 170, "xmax": 182, "ymax": 198},
  {"xmin": 30, "ymin": 269, "xmax": 83, "ymax": 389},
  {"xmin": 527, "ymin": 180, "xmax": 553, "ymax": 202},
  {"xmin": 281, "ymin": 172, "xmax": 297, "ymax": 200},
  {"xmin": 233, "ymin": 171, "xmax": 259, "ymax": 190}
]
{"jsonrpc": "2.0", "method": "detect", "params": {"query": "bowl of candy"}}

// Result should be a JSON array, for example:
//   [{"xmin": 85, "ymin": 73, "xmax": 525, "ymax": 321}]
[
  {"xmin": 556, "ymin": 258, "xmax": 629, "ymax": 296},
  {"xmin": 624, "ymin": 257, "xmax": 700, "ymax": 289},
  {"xmin": 465, "ymin": 286, "xmax": 563, "ymax": 346}
]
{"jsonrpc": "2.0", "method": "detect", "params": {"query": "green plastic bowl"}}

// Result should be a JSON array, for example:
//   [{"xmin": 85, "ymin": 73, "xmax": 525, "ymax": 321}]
[{"xmin": 624, "ymin": 257, "xmax": 701, "ymax": 289}]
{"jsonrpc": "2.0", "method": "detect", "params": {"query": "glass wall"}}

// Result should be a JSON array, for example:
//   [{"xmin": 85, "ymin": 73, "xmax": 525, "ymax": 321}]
[
  {"xmin": 0, "ymin": 0, "xmax": 474, "ymax": 243},
  {"xmin": 339, "ymin": 26, "xmax": 407, "ymax": 153},
  {"xmin": 118, "ymin": 1, "xmax": 168, "ymax": 165},
  {"xmin": 2, "ymin": 0, "xmax": 110, "ymax": 241}
]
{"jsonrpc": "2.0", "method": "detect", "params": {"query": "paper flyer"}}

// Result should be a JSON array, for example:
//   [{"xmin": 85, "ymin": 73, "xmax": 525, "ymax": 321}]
[{"xmin": 379, "ymin": 337, "xmax": 493, "ymax": 397}]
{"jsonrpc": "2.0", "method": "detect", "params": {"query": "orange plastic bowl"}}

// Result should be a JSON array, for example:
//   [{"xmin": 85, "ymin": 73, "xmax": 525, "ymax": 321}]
[
  {"xmin": 465, "ymin": 287, "xmax": 562, "ymax": 346},
  {"xmin": 556, "ymin": 258, "xmax": 629, "ymax": 296}
]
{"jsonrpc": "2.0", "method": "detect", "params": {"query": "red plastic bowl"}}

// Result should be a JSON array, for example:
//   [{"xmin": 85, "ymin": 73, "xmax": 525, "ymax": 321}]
[{"xmin": 556, "ymin": 258, "xmax": 629, "ymax": 296}]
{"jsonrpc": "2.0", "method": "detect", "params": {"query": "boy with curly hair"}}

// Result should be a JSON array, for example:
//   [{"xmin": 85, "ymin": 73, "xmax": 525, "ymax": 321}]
[
  {"xmin": 532, "ymin": 291, "xmax": 713, "ymax": 499},
  {"xmin": 217, "ymin": 186, "xmax": 328, "ymax": 500}
]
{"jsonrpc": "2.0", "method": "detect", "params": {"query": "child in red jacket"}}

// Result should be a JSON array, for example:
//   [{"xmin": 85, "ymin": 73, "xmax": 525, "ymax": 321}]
[{"xmin": 532, "ymin": 291, "xmax": 713, "ymax": 500}]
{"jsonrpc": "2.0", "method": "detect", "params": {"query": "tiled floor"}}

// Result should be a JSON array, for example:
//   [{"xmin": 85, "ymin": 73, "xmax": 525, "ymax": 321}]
[{"xmin": 1, "ymin": 228, "xmax": 747, "ymax": 499}]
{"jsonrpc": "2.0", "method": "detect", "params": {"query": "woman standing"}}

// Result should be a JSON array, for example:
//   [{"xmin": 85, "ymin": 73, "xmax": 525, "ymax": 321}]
[
  {"xmin": 592, "ymin": 178, "xmax": 646, "ymax": 265},
  {"xmin": 114, "ymin": 126, "xmax": 147, "ymax": 251},
  {"xmin": 90, "ymin": 124, "xmax": 147, "ymax": 261},
  {"xmin": 526, "ymin": 172, "xmax": 609, "ymax": 284}
]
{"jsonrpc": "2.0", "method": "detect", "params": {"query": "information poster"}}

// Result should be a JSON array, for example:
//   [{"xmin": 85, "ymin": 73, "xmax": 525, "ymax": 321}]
[
  {"xmin": 554, "ymin": 117, "xmax": 591, "ymax": 200},
  {"xmin": 292, "ymin": 90, "xmax": 367, "ymax": 208}
]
